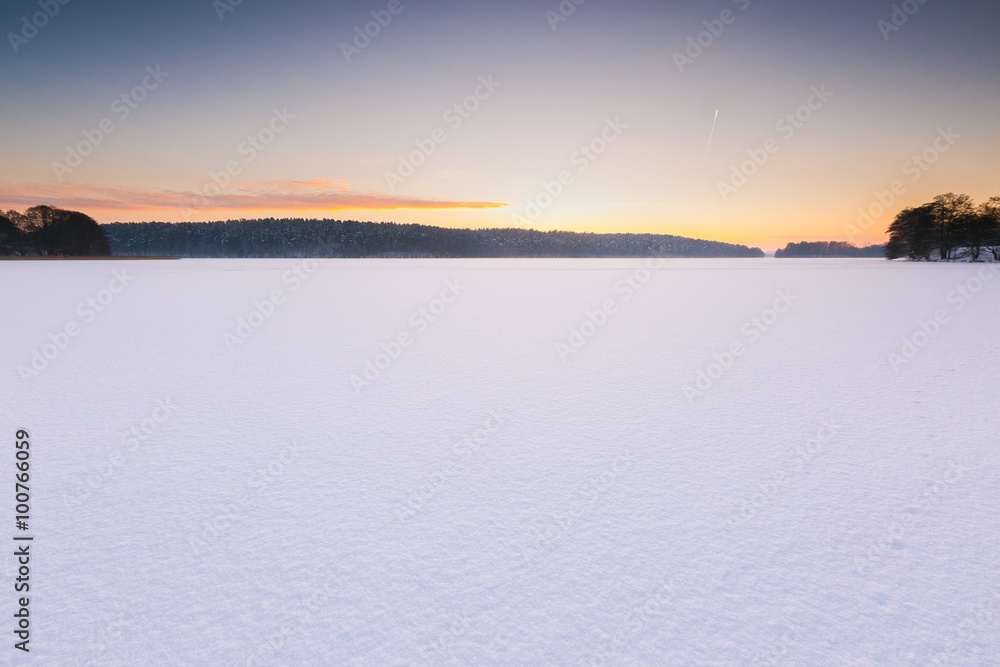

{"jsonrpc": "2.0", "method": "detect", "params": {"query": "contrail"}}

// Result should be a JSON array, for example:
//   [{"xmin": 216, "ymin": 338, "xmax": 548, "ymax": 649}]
[{"xmin": 704, "ymin": 108, "xmax": 720, "ymax": 161}]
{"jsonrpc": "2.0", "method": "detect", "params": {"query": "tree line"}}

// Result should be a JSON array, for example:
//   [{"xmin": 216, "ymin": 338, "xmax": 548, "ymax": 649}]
[
  {"xmin": 775, "ymin": 241, "xmax": 885, "ymax": 258},
  {"xmin": 886, "ymin": 193, "xmax": 1000, "ymax": 261},
  {"xmin": 102, "ymin": 219, "xmax": 766, "ymax": 258},
  {"xmin": 5, "ymin": 197, "xmax": 999, "ymax": 262},
  {"xmin": 0, "ymin": 206, "xmax": 111, "ymax": 257}
]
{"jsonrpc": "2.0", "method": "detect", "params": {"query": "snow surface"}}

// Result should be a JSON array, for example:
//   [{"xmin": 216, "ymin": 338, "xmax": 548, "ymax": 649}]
[{"xmin": 3, "ymin": 258, "xmax": 999, "ymax": 666}]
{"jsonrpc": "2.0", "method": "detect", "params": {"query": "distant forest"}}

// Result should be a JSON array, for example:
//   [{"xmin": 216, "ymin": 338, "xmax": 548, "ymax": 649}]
[
  {"xmin": 775, "ymin": 241, "xmax": 885, "ymax": 258},
  {"xmin": 102, "ymin": 219, "xmax": 766, "ymax": 258}
]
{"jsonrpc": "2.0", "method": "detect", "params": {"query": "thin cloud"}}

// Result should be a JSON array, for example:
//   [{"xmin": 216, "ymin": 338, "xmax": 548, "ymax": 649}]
[{"xmin": 0, "ymin": 180, "xmax": 508, "ymax": 216}]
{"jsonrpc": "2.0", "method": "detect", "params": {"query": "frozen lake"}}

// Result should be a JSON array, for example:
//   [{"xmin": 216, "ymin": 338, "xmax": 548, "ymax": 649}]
[{"xmin": 3, "ymin": 258, "xmax": 999, "ymax": 665}]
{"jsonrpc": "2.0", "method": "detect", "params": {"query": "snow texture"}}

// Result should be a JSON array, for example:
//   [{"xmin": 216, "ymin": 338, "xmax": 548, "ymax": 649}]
[{"xmin": 2, "ymin": 258, "xmax": 999, "ymax": 666}]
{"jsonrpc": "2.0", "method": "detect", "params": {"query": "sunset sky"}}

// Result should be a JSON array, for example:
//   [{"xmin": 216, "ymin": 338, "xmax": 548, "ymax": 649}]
[{"xmin": 2, "ymin": 0, "xmax": 998, "ymax": 251}]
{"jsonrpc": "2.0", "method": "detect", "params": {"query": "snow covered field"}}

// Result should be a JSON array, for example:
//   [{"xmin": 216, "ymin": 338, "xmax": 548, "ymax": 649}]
[{"xmin": 3, "ymin": 258, "xmax": 999, "ymax": 666}]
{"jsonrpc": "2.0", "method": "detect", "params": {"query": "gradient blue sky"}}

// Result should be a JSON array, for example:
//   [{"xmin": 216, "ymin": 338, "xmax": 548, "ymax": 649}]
[{"xmin": 2, "ymin": 0, "xmax": 998, "ymax": 250}]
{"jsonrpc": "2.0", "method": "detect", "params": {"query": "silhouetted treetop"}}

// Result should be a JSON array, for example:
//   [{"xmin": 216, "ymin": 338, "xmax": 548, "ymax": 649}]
[
  {"xmin": 1, "ymin": 206, "xmax": 111, "ymax": 257},
  {"xmin": 885, "ymin": 193, "xmax": 999, "ymax": 261}
]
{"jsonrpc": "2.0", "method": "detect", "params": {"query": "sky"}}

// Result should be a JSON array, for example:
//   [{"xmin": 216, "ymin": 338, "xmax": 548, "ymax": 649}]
[{"xmin": 1, "ymin": 0, "xmax": 998, "ymax": 252}]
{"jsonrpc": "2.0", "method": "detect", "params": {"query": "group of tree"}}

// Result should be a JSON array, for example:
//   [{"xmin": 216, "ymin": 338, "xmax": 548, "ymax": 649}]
[
  {"xmin": 0, "ymin": 206, "xmax": 111, "ymax": 257},
  {"xmin": 102, "ymin": 219, "xmax": 765, "ymax": 258},
  {"xmin": 885, "ymin": 193, "xmax": 1000, "ymax": 261},
  {"xmin": 775, "ymin": 241, "xmax": 885, "ymax": 258}
]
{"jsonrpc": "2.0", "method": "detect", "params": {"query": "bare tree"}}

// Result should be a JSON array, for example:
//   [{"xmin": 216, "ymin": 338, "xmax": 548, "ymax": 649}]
[
  {"xmin": 981, "ymin": 197, "xmax": 1000, "ymax": 262},
  {"xmin": 930, "ymin": 193, "xmax": 976, "ymax": 260},
  {"xmin": 886, "ymin": 204, "xmax": 935, "ymax": 260}
]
